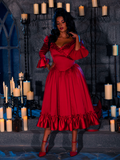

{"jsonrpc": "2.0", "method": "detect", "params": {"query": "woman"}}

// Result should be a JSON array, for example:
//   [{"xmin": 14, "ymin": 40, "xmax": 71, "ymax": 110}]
[{"xmin": 37, "ymin": 8, "xmax": 99, "ymax": 157}]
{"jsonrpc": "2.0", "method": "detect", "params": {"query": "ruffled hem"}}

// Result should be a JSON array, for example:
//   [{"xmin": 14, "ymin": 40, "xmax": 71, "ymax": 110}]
[
  {"xmin": 37, "ymin": 57, "xmax": 50, "ymax": 68},
  {"xmin": 37, "ymin": 111, "xmax": 100, "ymax": 131}
]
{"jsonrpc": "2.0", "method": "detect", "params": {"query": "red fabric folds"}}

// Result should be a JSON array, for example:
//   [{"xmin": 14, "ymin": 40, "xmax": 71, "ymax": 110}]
[
  {"xmin": 37, "ymin": 111, "xmax": 99, "ymax": 131},
  {"xmin": 37, "ymin": 57, "xmax": 50, "ymax": 68}
]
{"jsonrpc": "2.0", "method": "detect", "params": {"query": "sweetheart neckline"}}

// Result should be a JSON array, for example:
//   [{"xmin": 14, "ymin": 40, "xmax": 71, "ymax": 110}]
[{"xmin": 54, "ymin": 39, "xmax": 75, "ymax": 49}]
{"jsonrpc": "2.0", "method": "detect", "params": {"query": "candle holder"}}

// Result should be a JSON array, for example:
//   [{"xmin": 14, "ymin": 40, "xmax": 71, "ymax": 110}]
[
  {"xmin": 104, "ymin": 99, "xmax": 112, "ymax": 119},
  {"xmin": 13, "ymin": 117, "xmax": 22, "ymax": 132},
  {"xmin": 115, "ymin": 116, "xmax": 120, "ymax": 132},
  {"xmin": 26, "ymin": 100, "xmax": 35, "ymax": 118},
  {"xmin": 13, "ymin": 96, "xmax": 21, "ymax": 118}
]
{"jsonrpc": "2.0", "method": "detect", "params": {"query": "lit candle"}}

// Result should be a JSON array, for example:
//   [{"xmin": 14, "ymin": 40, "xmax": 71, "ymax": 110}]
[
  {"xmin": 23, "ymin": 116, "xmax": 28, "ymax": 131},
  {"xmin": 117, "ymin": 82, "xmax": 120, "ymax": 92},
  {"xmin": 23, "ymin": 81, "xmax": 30, "ymax": 96},
  {"xmin": 6, "ymin": 107, "xmax": 12, "ymax": 119},
  {"xmin": 10, "ymin": 80, "xmax": 13, "ymax": 95},
  {"xmin": 113, "ymin": 44, "xmax": 118, "ymax": 56},
  {"xmin": 104, "ymin": 83, "xmax": 112, "ymax": 100},
  {"xmin": 92, "ymin": 0, "xmax": 98, "ymax": 7},
  {"xmin": 102, "ymin": 5, "xmax": 107, "ymax": 16},
  {"xmin": 27, "ymin": 91, "xmax": 34, "ymax": 100},
  {"xmin": 79, "ymin": 5, "xmax": 85, "ymax": 16},
  {"xmin": 41, "ymin": 2, "xmax": 47, "ymax": 14},
  {"xmin": 0, "ymin": 107, "xmax": 3, "ymax": 119},
  {"xmin": 21, "ymin": 13, "xmax": 28, "ymax": 20},
  {"xmin": 0, "ymin": 119, "xmax": 4, "ymax": 132},
  {"xmin": 111, "ymin": 105, "xmax": 116, "ymax": 117},
  {"xmin": 119, "ymin": 108, "xmax": 120, "ymax": 116},
  {"xmin": 33, "ymin": 3, "xmax": 39, "ymax": 14},
  {"xmin": 19, "ymin": 72, "xmax": 24, "ymax": 81},
  {"xmin": 66, "ymin": 3, "xmax": 70, "ymax": 12},
  {"xmin": 49, "ymin": 0, "xmax": 54, "ymax": 8},
  {"xmin": 21, "ymin": 107, "xmax": 27, "ymax": 119},
  {"xmin": 6, "ymin": 120, "xmax": 12, "ymax": 132},
  {"xmin": 13, "ymin": 88, "xmax": 20, "ymax": 97},
  {"xmin": 5, "ymin": 86, "xmax": 8, "ymax": 103},
  {"xmin": 110, "ymin": 119, "xmax": 115, "ymax": 132},
  {"xmin": 57, "ymin": 2, "xmax": 62, "ymax": 8}
]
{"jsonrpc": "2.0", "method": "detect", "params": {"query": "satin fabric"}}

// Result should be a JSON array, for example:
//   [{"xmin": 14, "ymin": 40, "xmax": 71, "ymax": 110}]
[{"xmin": 37, "ymin": 35, "xmax": 99, "ymax": 131}]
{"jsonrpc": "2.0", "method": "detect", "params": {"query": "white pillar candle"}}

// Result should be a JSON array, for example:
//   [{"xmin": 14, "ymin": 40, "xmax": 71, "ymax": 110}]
[
  {"xmin": 110, "ymin": 119, "xmax": 115, "ymax": 132},
  {"xmin": 23, "ymin": 116, "xmax": 28, "ymax": 131},
  {"xmin": 6, "ymin": 107, "xmax": 12, "ymax": 119},
  {"xmin": 66, "ymin": 3, "xmax": 70, "ymax": 12},
  {"xmin": 102, "ymin": 5, "xmax": 107, "ymax": 16},
  {"xmin": 104, "ymin": 83, "xmax": 112, "ymax": 100},
  {"xmin": 19, "ymin": 72, "xmax": 24, "ymax": 81},
  {"xmin": 117, "ymin": 82, "xmax": 120, "ymax": 92},
  {"xmin": 6, "ymin": 120, "xmax": 12, "ymax": 132},
  {"xmin": 13, "ymin": 88, "xmax": 20, "ymax": 97},
  {"xmin": 21, "ymin": 107, "xmax": 27, "ymax": 119},
  {"xmin": 5, "ymin": 86, "xmax": 8, "ymax": 103},
  {"xmin": 33, "ymin": 3, "xmax": 39, "ymax": 14},
  {"xmin": 3, "ymin": 84, "xmax": 6, "ymax": 97},
  {"xmin": 0, "ymin": 107, "xmax": 3, "ymax": 119},
  {"xmin": 113, "ymin": 44, "xmax": 118, "ymax": 56},
  {"xmin": 20, "ymin": 81, "xmax": 23, "ymax": 104},
  {"xmin": 92, "ymin": 0, "xmax": 98, "ymax": 7},
  {"xmin": 23, "ymin": 81, "xmax": 30, "ymax": 96},
  {"xmin": 41, "ymin": 2, "xmax": 47, "ymax": 14},
  {"xmin": 49, "ymin": 0, "xmax": 54, "ymax": 8},
  {"xmin": 27, "ymin": 91, "xmax": 34, "ymax": 100},
  {"xmin": 13, "ymin": 81, "xmax": 15, "ymax": 90},
  {"xmin": 79, "ymin": 5, "xmax": 85, "ymax": 16},
  {"xmin": 21, "ymin": 13, "xmax": 28, "ymax": 20},
  {"xmin": 0, "ymin": 119, "xmax": 4, "ymax": 132},
  {"xmin": 111, "ymin": 105, "xmax": 116, "ymax": 117},
  {"xmin": 57, "ymin": 2, "xmax": 62, "ymax": 8},
  {"xmin": 119, "ymin": 108, "xmax": 120, "ymax": 116},
  {"xmin": 10, "ymin": 80, "xmax": 13, "ymax": 95}
]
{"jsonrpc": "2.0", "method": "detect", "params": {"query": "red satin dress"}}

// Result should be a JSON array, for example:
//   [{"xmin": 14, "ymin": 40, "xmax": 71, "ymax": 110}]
[{"xmin": 37, "ymin": 35, "xmax": 99, "ymax": 131}]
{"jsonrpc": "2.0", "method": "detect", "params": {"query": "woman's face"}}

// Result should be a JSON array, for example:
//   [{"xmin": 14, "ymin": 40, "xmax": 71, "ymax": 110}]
[{"xmin": 56, "ymin": 16, "xmax": 67, "ymax": 32}]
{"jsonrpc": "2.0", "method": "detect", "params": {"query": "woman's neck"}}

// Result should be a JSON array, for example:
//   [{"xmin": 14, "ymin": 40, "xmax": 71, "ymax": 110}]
[{"xmin": 59, "ymin": 31, "xmax": 69, "ymax": 39}]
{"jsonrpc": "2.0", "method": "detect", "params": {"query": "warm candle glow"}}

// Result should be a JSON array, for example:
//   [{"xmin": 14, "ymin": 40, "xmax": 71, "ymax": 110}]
[
  {"xmin": 0, "ymin": 119, "xmax": 4, "ymax": 132},
  {"xmin": 41, "ymin": 2, "xmax": 47, "ymax": 14},
  {"xmin": 6, "ymin": 107, "xmax": 12, "ymax": 119},
  {"xmin": 117, "ymin": 82, "xmax": 120, "ymax": 92},
  {"xmin": 27, "ymin": 91, "xmax": 34, "ymax": 100},
  {"xmin": 79, "ymin": 5, "xmax": 85, "ymax": 16},
  {"xmin": 23, "ymin": 116, "xmax": 28, "ymax": 131},
  {"xmin": 49, "ymin": 0, "xmax": 54, "ymax": 8},
  {"xmin": 102, "ymin": 5, "xmax": 107, "ymax": 16},
  {"xmin": 113, "ymin": 44, "xmax": 118, "ymax": 56},
  {"xmin": 104, "ymin": 84, "xmax": 112, "ymax": 100},
  {"xmin": 66, "ymin": 3, "xmax": 70, "ymax": 12},
  {"xmin": 5, "ymin": 86, "xmax": 8, "ymax": 103},
  {"xmin": 110, "ymin": 119, "xmax": 115, "ymax": 132},
  {"xmin": 57, "ymin": 2, "xmax": 62, "ymax": 8},
  {"xmin": 13, "ymin": 88, "xmax": 20, "ymax": 97},
  {"xmin": 111, "ymin": 105, "xmax": 116, "ymax": 117},
  {"xmin": 0, "ymin": 107, "xmax": 3, "ymax": 119},
  {"xmin": 6, "ymin": 120, "xmax": 12, "ymax": 132},
  {"xmin": 33, "ymin": 3, "xmax": 39, "ymax": 14},
  {"xmin": 21, "ymin": 13, "xmax": 28, "ymax": 20},
  {"xmin": 21, "ymin": 107, "xmax": 27, "ymax": 119},
  {"xmin": 92, "ymin": 0, "xmax": 98, "ymax": 7},
  {"xmin": 23, "ymin": 81, "xmax": 30, "ymax": 96}
]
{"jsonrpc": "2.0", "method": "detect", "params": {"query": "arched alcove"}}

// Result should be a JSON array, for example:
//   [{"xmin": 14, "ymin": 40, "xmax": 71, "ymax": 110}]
[{"xmin": 0, "ymin": 1, "xmax": 20, "ymax": 94}]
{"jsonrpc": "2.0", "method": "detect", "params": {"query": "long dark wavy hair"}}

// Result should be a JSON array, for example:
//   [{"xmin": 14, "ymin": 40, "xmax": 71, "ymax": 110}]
[{"xmin": 48, "ymin": 8, "xmax": 77, "ymax": 48}]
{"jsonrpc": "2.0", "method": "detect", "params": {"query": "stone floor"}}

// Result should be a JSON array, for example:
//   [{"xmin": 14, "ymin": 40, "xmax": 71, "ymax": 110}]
[{"xmin": 0, "ymin": 147, "xmax": 120, "ymax": 160}]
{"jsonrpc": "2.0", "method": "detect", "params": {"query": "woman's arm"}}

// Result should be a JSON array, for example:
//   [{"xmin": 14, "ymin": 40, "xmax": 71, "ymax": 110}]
[{"xmin": 69, "ymin": 32, "xmax": 80, "ymax": 50}]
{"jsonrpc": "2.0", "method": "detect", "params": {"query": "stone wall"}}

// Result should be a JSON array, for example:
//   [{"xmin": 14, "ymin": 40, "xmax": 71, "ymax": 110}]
[{"xmin": 2, "ymin": 0, "xmax": 120, "ymax": 106}]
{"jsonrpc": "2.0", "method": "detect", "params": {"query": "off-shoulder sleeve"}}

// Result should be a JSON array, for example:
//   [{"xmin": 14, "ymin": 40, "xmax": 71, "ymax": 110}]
[
  {"xmin": 68, "ymin": 40, "xmax": 89, "ymax": 60},
  {"xmin": 37, "ymin": 36, "xmax": 50, "ymax": 68}
]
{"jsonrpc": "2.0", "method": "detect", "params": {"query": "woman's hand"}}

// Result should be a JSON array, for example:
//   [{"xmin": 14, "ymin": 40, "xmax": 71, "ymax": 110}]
[
  {"xmin": 46, "ymin": 62, "xmax": 55, "ymax": 71},
  {"xmin": 69, "ymin": 32, "xmax": 80, "ymax": 50},
  {"xmin": 69, "ymin": 32, "xmax": 80, "ymax": 40}
]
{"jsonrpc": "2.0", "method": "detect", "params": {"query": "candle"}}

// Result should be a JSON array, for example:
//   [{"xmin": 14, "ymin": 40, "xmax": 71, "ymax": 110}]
[
  {"xmin": 57, "ymin": 2, "xmax": 62, "ymax": 8},
  {"xmin": 23, "ymin": 116, "xmax": 28, "ymax": 131},
  {"xmin": 117, "ymin": 82, "xmax": 120, "ymax": 91},
  {"xmin": 33, "ymin": 3, "xmax": 39, "ymax": 14},
  {"xmin": 3, "ymin": 81, "xmax": 5, "ymax": 97},
  {"xmin": 5, "ymin": 86, "xmax": 8, "ymax": 103},
  {"xmin": 113, "ymin": 44, "xmax": 118, "ymax": 56},
  {"xmin": 23, "ymin": 81, "xmax": 30, "ymax": 96},
  {"xmin": 119, "ymin": 108, "xmax": 120, "ymax": 116},
  {"xmin": 79, "ymin": 5, "xmax": 85, "ymax": 16},
  {"xmin": 110, "ymin": 119, "xmax": 115, "ymax": 132},
  {"xmin": 92, "ymin": 0, "xmax": 98, "ymax": 7},
  {"xmin": 27, "ymin": 91, "xmax": 34, "ymax": 100},
  {"xmin": 10, "ymin": 80, "xmax": 13, "ymax": 95},
  {"xmin": 21, "ymin": 13, "xmax": 28, "ymax": 20},
  {"xmin": 6, "ymin": 120, "xmax": 12, "ymax": 132},
  {"xmin": 104, "ymin": 83, "xmax": 112, "ymax": 100},
  {"xmin": 6, "ymin": 107, "xmax": 12, "ymax": 119},
  {"xmin": 0, "ymin": 119, "xmax": 4, "ymax": 132},
  {"xmin": 49, "ymin": 0, "xmax": 54, "ymax": 8},
  {"xmin": 21, "ymin": 107, "xmax": 27, "ymax": 118},
  {"xmin": 102, "ymin": 5, "xmax": 107, "ymax": 16},
  {"xmin": 13, "ymin": 81, "xmax": 15, "ymax": 90},
  {"xmin": 41, "ymin": 2, "xmax": 47, "ymax": 14},
  {"xmin": 0, "ymin": 107, "xmax": 3, "ymax": 119},
  {"xmin": 13, "ymin": 88, "xmax": 20, "ymax": 97},
  {"xmin": 20, "ymin": 81, "xmax": 23, "ymax": 104},
  {"xmin": 111, "ymin": 105, "xmax": 116, "ymax": 117},
  {"xmin": 19, "ymin": 72, "xmax": 24, "ymax": 81},
  {"xmin": 66, "ymin": 3, "xmax": 70, "ymax": 12}
]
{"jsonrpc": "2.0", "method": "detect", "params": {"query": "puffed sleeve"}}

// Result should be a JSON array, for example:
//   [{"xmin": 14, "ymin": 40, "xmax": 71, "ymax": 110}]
[
  {"xmin": 37, "ymin": 35, "xmax": 50, "ymax": 68},
  {"xmin": 68, "ymin": 40, "xmax": 89, "ymax": 60}
]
